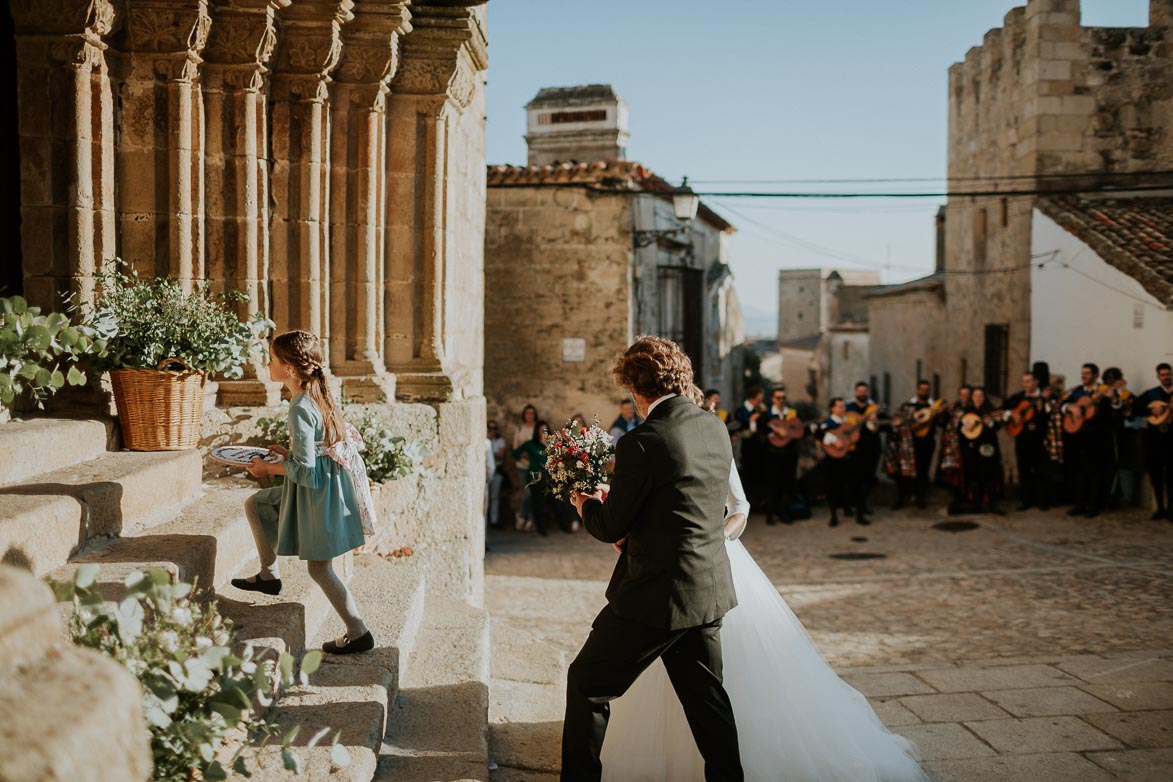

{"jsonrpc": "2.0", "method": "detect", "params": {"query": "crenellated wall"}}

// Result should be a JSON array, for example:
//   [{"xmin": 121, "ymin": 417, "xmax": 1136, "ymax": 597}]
[{"xmin": 935, "ymin": 0, "xmax": 1173, "ymax": 401}]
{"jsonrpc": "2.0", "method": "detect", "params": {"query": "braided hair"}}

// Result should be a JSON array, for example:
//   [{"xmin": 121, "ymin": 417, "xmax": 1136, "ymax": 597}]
[{"xmin": 270, "ymin": 330, "xmax": 346, "ymax": 446}]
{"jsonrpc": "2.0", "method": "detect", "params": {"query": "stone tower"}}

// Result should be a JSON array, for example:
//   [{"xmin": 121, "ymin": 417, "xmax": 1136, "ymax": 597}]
[{"xmin": 524, "ymin": 84, "xmax": 629, "ymax": 165}]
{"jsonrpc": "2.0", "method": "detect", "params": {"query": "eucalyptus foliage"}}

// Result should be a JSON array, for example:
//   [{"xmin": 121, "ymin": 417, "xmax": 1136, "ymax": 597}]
[
  {"xmin": 254, "ymin": 401, "xmax": 425, "ymax": 484},
  {"xmin": 79, "ymin": 265, "xmax": 272, "ymax": 378},
  {"xmin": 0, "ymin": 295, "xmax": 99, "ymax": 407},
  {"xmin": 51, "ymin": 566, "xmax": 349, "ymax": 780}
]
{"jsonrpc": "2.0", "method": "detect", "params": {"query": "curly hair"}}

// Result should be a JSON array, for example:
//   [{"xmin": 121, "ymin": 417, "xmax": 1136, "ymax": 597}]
[
  {"xmin": 271, "ymin": 330, "xmax": 346, "ymax": 446},
  {"xmin": 611, "ymin": 336, "xmax": 694, "ymax": 401}
]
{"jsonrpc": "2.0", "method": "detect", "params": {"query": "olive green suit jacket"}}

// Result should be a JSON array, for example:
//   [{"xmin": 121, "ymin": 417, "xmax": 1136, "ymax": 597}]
[{"xmin": 581, "ymin": 394, "xmax": 737, "ymax": 630}]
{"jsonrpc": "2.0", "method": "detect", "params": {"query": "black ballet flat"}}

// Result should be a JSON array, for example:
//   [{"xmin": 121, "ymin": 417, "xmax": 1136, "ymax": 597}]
[
  {"xmin": 322, "ymin": 631, "xmax": 375, "ymax": 655},
  {"xmin": 231, "ymin": 574, "xmax": 282, "ymax": 596}
]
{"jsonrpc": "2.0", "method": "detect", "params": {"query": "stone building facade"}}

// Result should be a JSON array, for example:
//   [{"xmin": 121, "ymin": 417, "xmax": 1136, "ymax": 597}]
[
  {"xmin": 3, "ymin": 0, "xmax": 491, "ymax": 603},
  {"xmin": 485, "ymin": 160, "xmax": 743, "ymax": 431},
  {"xmin": 936, "ymin": 0, "xmax": 1173, "ymax": 400}
]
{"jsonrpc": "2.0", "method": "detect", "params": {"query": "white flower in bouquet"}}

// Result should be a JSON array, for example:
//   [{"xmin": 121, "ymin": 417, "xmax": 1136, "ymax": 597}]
[{"xmin": 541, "ymin": 418, "xmax": 616, "ymax": 502}]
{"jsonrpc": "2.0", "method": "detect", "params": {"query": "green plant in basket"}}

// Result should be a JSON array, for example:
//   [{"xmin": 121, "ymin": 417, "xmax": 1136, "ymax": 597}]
[
  {"xmin": 0, "ymin": 294, "xmax": 100, "ymax": 407},
  {"xmin": 80, "ymin": 264, "xmax": 272, "ymax": 378},
  {"xmin": 51, "ymin": 566, "xmax": 350, "ymax": 780}
]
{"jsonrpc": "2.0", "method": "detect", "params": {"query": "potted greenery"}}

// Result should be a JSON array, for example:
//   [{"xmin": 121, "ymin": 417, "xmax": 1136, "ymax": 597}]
[
  {"xmin": 0, "ymin": 294, "xmax": 98, "ymax": 421},
  {"xmin": 80, "ymin": 264, "xmax": 272, "ymax": 450}
]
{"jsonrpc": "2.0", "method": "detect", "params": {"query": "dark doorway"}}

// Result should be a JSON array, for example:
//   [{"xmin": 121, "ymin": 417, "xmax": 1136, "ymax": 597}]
[
  {"xmin": 658, "ymin": 265, "xmax": 704, "ymax": 374},
  {"xmin": 0, "ymin": 4, "xmax": 20, "ymax": 296}
]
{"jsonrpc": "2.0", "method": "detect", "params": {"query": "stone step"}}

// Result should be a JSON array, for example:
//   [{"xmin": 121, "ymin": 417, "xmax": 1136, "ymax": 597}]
[
  {"xmin": 240, "ymin": 554, "xmax": 428, "ymax": 781},
  {"xmin": 0, "ymin": 448, "xmax": 203, "ymax": 576},
  {"xmin": 46, "ymin": 482, "xmax": 259, "ymax": 601},
  {"xmin": 376, "ymin": 598, "xmax": 492, "ymax": 782},
  {"xmin": 0, "ymin": 566, "xmax": 153, "ymax": 782},
  {"xmin": 0, "ymin": 417, "xmax": 112, "ymax": 487}
]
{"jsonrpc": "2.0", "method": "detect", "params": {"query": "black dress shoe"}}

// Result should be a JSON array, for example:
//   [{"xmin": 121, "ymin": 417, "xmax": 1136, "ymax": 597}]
[
  {"xmin": 1084, "ymin": 509, "xmax": 1100, "ymax": 519},
  {"xmin": 1067, "ymin": 506, "xmax": 1085, "ymax": 517},
  {"xmin": 765, "ymin": 516, "xmax": 778, "ymax": 526},
  {"xmin": 322, "ymin": 631, "xmax": 375, "ymax": 655},
  {"xmin": 829, "ymin": 516, "xmax": 840, "ymax": 528},
  {"xmin": 1016, "ymin": 503, "xmax": 1032, "ymax": 512},
  {"xmin": 856, "ymin": 516, "xmax": 871, "ymax": 526},
  {"xmin": 231, "ymin": 574, "xmax": 282, "ymax": 596}
]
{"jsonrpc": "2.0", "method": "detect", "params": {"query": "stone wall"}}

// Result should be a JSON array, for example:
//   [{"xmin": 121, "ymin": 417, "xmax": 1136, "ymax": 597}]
[
  {"xmin": 485, "ymin": 185, "xmax": 634, "ymax": 435},
  {"xmin": 941, "ymin": 0, "xmax": 1173, "ymax": 400},
  {"xmin": 9, "ymin": 0, "xmax": 491, "ymax": 606},
  {"xmin": 777, "ymin": 269, "xmax": 822, "ymax": 342},
  {"xmin": 867, "ymin": 283, "xmax": 947, "ymax": 409}
]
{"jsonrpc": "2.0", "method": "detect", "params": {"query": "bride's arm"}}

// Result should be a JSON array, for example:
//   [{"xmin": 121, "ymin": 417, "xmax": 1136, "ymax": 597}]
[{"xmin": 724, "ymin": 459, "xmax": 750, "ymax": 541}]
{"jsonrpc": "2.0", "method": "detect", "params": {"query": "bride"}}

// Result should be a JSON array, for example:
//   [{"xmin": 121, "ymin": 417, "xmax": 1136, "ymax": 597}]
[{"xmin": 600, "ymin": 388, "xmax": 928, "ymax": 782}]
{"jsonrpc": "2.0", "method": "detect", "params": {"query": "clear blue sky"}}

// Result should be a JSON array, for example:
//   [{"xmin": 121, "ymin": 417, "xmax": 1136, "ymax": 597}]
[{"xmin": 483, "ymin": 0, "xmax": 1150, "ymax": 336}]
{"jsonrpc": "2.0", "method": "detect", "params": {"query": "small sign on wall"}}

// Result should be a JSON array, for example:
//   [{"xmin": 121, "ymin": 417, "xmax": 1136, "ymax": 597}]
[{"xmin": 562, "ymin": 337, "xmax": 586, "ymax": 362}]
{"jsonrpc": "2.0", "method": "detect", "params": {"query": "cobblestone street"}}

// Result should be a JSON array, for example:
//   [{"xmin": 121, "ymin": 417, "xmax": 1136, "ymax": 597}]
[{"xmin": 485, "ymin": 500, "xmax": 1173, "ymax": 781}]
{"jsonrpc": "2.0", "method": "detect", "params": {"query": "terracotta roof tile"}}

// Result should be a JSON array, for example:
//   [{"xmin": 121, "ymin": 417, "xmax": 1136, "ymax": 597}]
[
  {"xmin": 486, "ymin": 160, "xmax": 734, "ymax": 233},
  {"xmin": 1038, "ymin": 196, "xmax": 1173, "ymax": 305}
]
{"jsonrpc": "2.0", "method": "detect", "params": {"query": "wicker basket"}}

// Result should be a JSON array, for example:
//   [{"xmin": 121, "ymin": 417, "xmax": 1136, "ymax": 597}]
[{"xmin": 110, "ymin": 358, "xmax": 205, "ymax": 451}]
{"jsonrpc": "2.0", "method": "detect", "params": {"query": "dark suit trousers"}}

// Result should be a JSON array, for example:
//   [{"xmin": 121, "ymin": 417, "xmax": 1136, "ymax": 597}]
[
  {"xmin": 1146, "ymin": 429, "xmax": 1173, "ymax": 510},
  {"xmin": 763, "ymin": 446, "xmax": 798, "ymax": 519},
  {"xmin": 1015, "ymin": 430, "xmax": 1048, "ymax": 508},
  {"xmin": 561, "ymin": 605, "xmax": 744, "ymax": 782}
]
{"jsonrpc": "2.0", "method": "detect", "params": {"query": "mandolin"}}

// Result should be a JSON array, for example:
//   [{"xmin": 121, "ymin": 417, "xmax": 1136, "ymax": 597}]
[
  {"xmin": 911, "ymin": 400, "xmax": 944, "ymax": 438},
  {"xmin": 766, "ymin": 416, "xmax": 805, "ymax": 448},
  {"xmin": 1149, "ymin": 399, "xmax": 1173, "ymax": 427}
]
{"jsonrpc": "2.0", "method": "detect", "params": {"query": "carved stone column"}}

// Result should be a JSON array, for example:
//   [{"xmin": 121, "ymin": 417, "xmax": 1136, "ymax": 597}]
[
  {"xmin": 203, "ymin": 0, "xmax": 287, "ymax": 405},
  {"xmin": 114, "ymin": 0, "xmax": 211, "ymax": 287},
  {"xmin": 326, "ymin": 0, "xmax": 410, "ymax": 402},
  {"xmin": 10, "ymin": 0, "xmax": 117, "ymax": 309},
  {"xmin": 386, "ymin": 2, "xmax": 486, "ymax": 402},
  {"xmin": 269, "ymin": 0, "xmax": 353, "ymax": 353}
]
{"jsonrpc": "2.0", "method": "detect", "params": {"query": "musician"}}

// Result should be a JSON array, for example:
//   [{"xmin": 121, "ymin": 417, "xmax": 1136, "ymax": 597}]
[
  {"xmin": 820, "ymin": 397, "xmax": 867, "ymax": 526},
  {"xmin": 937, "ymin": 385, "xmax": 972, "ymax": 509},
  {"xmin": 1004, "ymin": 372, "xmax": 1051, "ymax": 511},
  {"xmin": 763, "ymin": 388, "xmax": 801, "ymax": 525},
  {"xmin": 894, "ymin": 380, "xmax": 940, "ymax": 510},
  {"xmin": 958, "ymin": 387, "xmax": 1005, "ymax": 514},
  {"xmin": 846, "ymin": 382, "xmax": 881, "ymax": 518},
  {"xmin": 1137, "ymin": 363, "xmax": 1173, "ymax": 520},
  {"xmin": 1062, "ymin": 363, "xmax": 1115, "ymax": 518},
  {"xmin": 731, "ymin": 386, "xmax": 767, "ymax": 505}
]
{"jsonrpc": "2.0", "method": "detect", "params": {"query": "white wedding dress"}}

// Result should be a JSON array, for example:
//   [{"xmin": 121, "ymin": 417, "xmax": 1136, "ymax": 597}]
[{"xmin": 600, "ymin": 462, "xmax": 928, "ymax": 782}]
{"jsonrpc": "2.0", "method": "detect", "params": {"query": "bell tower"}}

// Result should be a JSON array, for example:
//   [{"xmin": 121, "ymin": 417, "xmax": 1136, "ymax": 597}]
[{"xmin": 524, "ymin": 84, "xmax": 629, "ymax": 165}]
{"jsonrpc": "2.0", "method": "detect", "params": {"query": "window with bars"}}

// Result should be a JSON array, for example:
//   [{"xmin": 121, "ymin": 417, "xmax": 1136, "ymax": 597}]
[
  {"xmin": 658, "ymin": 267, "xmax": 704, "ymax": 374},
  {"xmin": 983, "ymin": 323, "xmax": 1010, "ymax": 398},
  {"xmin": 538, "ymin": 109, "xmax": 607, "ymax": 125}
]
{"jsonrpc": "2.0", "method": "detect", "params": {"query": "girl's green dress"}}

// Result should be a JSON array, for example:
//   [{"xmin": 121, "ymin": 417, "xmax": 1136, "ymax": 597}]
[{"xmin": 252, "ymin": 393, "xmax": 365, "ymax": 561}]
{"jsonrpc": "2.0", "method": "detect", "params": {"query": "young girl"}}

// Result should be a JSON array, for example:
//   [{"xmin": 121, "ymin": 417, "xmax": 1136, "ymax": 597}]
[{"xmin": 233, "ymin": 330, "xmax": 374, "ymax": 655}]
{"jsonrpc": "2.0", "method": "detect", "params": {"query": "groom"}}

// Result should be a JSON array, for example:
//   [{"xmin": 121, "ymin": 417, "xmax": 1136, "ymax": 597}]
[{"xmin": 564, "ymin": 336, "xmax": 743, "ymax": 781}]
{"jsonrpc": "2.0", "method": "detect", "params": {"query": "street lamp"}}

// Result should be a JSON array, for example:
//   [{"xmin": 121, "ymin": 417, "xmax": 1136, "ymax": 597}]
[{"xmin": 633, "ymin": 176, "xmax": 700, "ymax": 249}]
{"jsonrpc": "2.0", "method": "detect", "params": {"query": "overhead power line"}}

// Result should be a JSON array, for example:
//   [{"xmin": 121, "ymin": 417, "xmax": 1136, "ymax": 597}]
[
  {"xmin": 691, "ymin": 183, "xmax": 1173, "ymax": 199},
  {"xmin": 688, "ymin": 169, "xmax": 1173, "ymax": 185}
]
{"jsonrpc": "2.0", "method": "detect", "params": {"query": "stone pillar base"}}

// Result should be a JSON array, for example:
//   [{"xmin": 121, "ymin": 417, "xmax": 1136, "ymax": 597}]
[
  {"xmin": 391, "ymin": 366, "xmax": 473, "ymax": 404},
  {"xmin": 337, "ymin": 373, "xmax": 396, "ymax": 404},
  {"xmin": 215, "ymin": 379, "xmax": 284, "ymax": 407}
]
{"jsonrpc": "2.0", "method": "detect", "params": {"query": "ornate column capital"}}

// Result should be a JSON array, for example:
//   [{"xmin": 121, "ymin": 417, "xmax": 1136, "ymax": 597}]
[
  {"xmin": 115, "ymin": 0, "xmax": 212, "ymax": 82},
  {"xmin": 10, "ymin": 0, "xmax": 117, "ymax": 66},
  {"xmin": 390, "ymin": 2, "xmax": 484, "ymax": 109},
  {"xmin": 334, "ymin": 0, "xmax": 411, "ymax": 93},
  {"xmin": 204, "ymin": 0, "xmax": 287, "ymax": 75},
  {"xmin": 270, "ymin": 0, "xmax": 353, "ymax": 100}
]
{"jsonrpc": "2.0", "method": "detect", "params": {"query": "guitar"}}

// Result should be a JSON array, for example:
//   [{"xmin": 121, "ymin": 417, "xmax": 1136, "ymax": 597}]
[
  {"xmin": 845, "ymin": 404, "xmax": 887, "ymax": 433},
  {"xmin": 1063, "ymin": 380, "xmax": 1127, "ymax": 434},
  {"xmin": 766, "ymin": 416, "xmax": 805, "ymax": 448},
  {"xmin": 1004, "ymin": 399, "xmax": 1037, "ymax": 437},
  {"xmin": 911, "ymin": 400, "xmax": 945, "ymax": 438},
  {"xmin": 1149, "ymin": 399, "xmax": 1172, "ymax": 428},
  {"xmin": 822, "ymin": 423, "xmax": 861, "ymax": 459}
]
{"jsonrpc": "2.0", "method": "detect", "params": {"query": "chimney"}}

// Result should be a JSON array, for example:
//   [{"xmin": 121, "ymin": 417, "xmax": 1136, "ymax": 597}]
[{"xmin": 524, "ymin": 84, "xmax": 630, "ymax": 166}]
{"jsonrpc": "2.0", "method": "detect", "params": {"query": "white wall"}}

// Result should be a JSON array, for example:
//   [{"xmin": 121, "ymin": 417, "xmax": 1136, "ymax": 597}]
[{"xmin": 1031, "ymin": 209, "xmax": 1173, "ymax": 390}]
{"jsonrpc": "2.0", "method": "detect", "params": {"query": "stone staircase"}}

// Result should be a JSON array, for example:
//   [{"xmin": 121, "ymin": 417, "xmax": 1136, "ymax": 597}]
[{"xmin": 0, "ymin": 416, "xmax": 491, "ymax": 781}]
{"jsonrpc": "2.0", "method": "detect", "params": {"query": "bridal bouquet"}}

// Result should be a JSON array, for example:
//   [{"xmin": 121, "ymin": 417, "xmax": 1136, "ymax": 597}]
[{"xmin": 542, "ymin": 418, "xmax": 615, "ymax": 502}]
